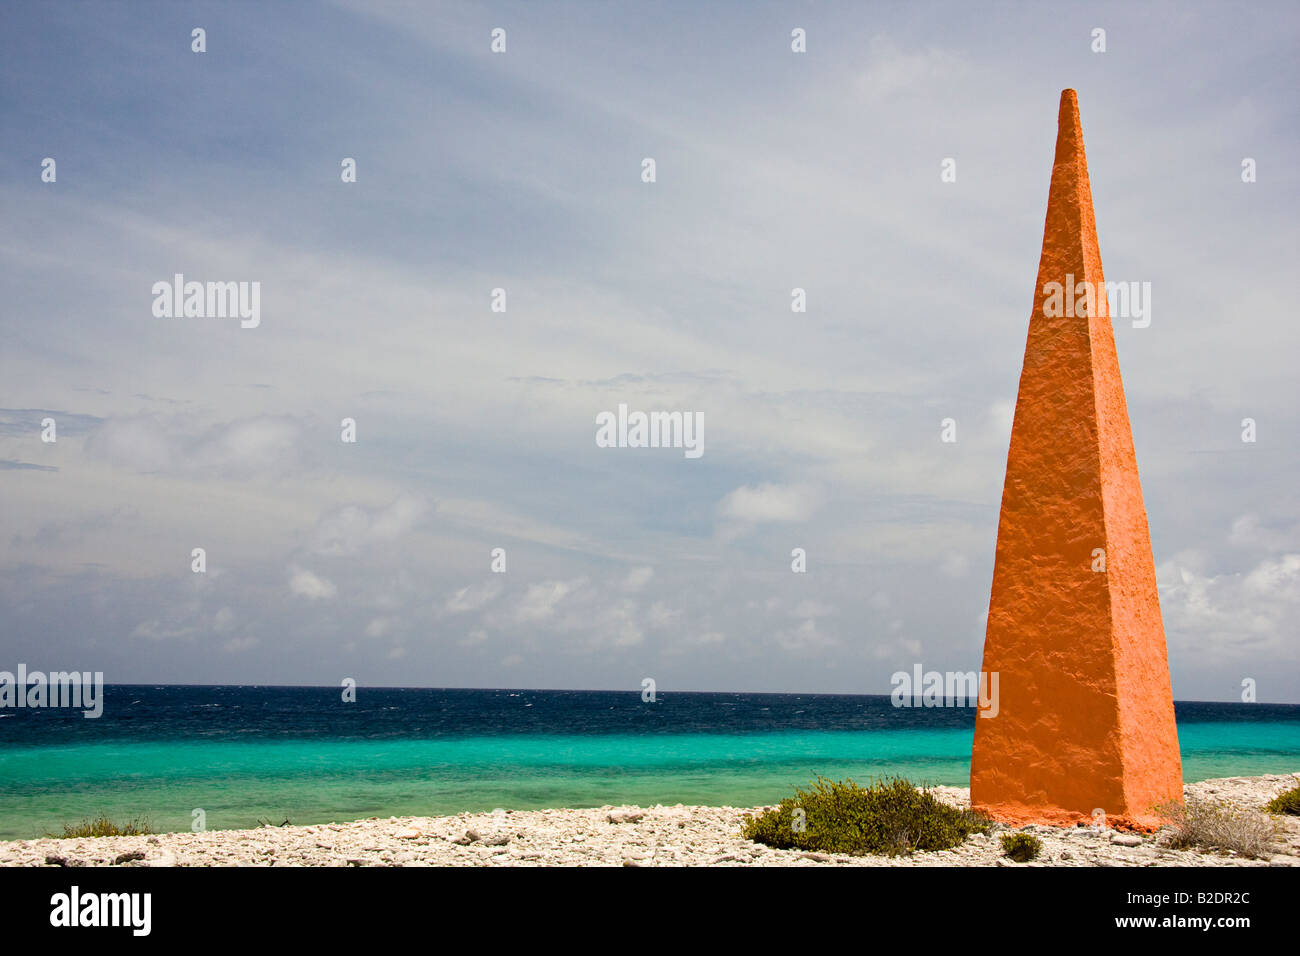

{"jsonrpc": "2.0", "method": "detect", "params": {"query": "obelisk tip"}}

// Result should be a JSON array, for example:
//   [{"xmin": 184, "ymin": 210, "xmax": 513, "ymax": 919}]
[
  {"xmin": 1055, "ymin": 89, "xmax": 1084, "ymax": 156},
  {"xmin": 1058, "ymin": 89, "xmax": 1080, "ymax": 123}
]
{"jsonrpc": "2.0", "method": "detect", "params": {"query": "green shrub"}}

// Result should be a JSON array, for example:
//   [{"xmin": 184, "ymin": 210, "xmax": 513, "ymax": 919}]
[
  {"xmin": 1000, "ymin": 832, "xmax": 1042, "ymax": 862},
  {"xmin": 53, "ymin": 814, "xmax": 153, "ymax": 838},
  {"xmin": 1264, "ymin": 784, "xmax": 1300, "ymax": 816},
  {"xmin": 741, "ymin": 776, "xmax": 992, "ymax": 857}
]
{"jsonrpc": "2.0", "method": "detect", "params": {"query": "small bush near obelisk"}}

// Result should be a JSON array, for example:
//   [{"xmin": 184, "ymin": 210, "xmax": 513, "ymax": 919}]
[
  {"xmin": 1264, "ymin": 783, "xmax": 1300, "ymax": 816},
  {"xmin": 51, "ymin": 813, "xmax": 153, "ymax": 838},
  {"xmin": 742, "ymin": 777, "xmax": 992, "ymax": 856},
  {"xmin": 1000, "ymin": 832, "xmax": 1042, "ymax": 862}
]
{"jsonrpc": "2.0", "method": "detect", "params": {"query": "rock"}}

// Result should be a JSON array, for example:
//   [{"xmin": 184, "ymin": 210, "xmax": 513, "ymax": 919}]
[
  {"xmin": 145, "ymin": 851, "xmax": 177, "ymax": 867},
  {"xmin": 479, "ymin": 834, "xmax": 510, "ymax": 847},
  {"xmin": 607, "ymin": 811, "xmax": 645, "ymax": 824},
  {"xmin": 1110, "ymin": 833, "xmax": 1143, "ymax": 847},
  {"xmin": 394, "ymin": 827, "xmax": 422, "ymax": 840},
  {"xmin": 452, "ymin": 829, "xmax": 482, "ymax": 845},
  {"xmin": 44, "ymin": 854, "xmax": 67, "ymax": 866},
  {"xmin": 1060, "ymin": 850, "xmax": 1073, "ymax": 860},
  {"xmin": 800, "ymin": 852, "xmax": 832, "ymax": 862},
  {"xmin": 113, "ymin": 851, "xmax": 146, "ymax": 865}
]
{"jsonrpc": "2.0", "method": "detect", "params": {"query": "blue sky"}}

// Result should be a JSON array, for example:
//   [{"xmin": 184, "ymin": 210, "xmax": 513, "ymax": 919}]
[{"xmin": 1, "ymin": 1, "xmax": 1297, "ymax": 700}]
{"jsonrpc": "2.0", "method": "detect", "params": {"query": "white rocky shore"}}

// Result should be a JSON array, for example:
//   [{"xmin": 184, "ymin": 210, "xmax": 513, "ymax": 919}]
[{"xmin": 3, "ymin": 773, "xmax": 1297, "ymax": 867}]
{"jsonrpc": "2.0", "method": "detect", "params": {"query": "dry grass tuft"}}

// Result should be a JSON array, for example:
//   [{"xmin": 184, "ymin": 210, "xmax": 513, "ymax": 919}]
[{"xmin": 1154, "ymin": 797, "xmax": 1276, "ymax": 859}]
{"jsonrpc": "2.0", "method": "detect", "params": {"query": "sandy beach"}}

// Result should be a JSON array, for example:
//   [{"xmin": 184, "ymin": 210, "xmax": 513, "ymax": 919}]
[{"xmin": 3, "ymin": 772, "xmax": 1296, "ymax": 868}]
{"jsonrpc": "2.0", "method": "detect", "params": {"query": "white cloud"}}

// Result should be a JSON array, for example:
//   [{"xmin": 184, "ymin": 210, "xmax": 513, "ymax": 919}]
[
  {"xmin": 854, "ymin": 37, "xmax": 963, "ymax": 103},
  {"xmin": 646, "ymin": 600, "xmax": 679, "ymax": 628},
  {"xmin": 289, "ymin": 566, "xmax": 336, "ymax": 600},
  {"xmin": 939, "ymin": 552, "xmax": 969, "ymax": 578},
  {"xmin": 365, "ymin": 617, "xmax": 393, "ymax": 638},
  {"xmin": 442, "ymin": 580, "xmax": 503, "ymax": 616},
  {"xmin": 792, "ymin": 599, "xmax": 835, "ymax": 618},
  {"xmin": 1229, "ymin": 514, "xmax": 1296, "ymax": 552},
  {"xmin": 131, "ymin": 618, "xmax": 197, "ymax": 641},
  {"xmin": 776, "ymin": 618, "xmax": 838, "ymax": 653},
  {"xmin": 515, "ymin": 578, "xmax": 585, "ymax": 623},
  {"xmin": 622, "ymin": 566, "xmax": 655, "ymax": 592},
  {"xmin": 718, "ymin": 483, "xmax": 823, "ymax": 525},
  {"xmin": 1157, "ymin": 552, "xmax": 1300, "ymax": 659},
  {"xmin": 370, "ymin": 496, "xmax": 430, "ymax": 541},
  {"xmin": 1244, "ymin": 554, "xmax": 1300, "ymax": 600},
  {"xmin": 311, "ymin": 495, "xmax": 430, "ymax": 557},
  {"xmin": 85, "ymin": 415, "xmax": 303, "ymax": 478}
]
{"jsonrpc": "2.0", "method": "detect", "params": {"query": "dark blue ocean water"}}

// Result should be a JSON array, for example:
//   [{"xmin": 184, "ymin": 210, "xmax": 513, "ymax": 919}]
[{"xmin": 1, "ymin": 686, "xmax": 1296, "ymax": 839}]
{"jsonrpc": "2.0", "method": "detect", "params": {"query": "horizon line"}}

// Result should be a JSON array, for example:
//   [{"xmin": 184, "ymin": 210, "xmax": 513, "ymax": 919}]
[{"xmin": 64, "ymin": 683, "xmax": 1300, "ymax": 707}]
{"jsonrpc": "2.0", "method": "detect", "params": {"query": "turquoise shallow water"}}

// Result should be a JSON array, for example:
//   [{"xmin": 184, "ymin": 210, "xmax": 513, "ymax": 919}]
[{"xmin": 3, "ymin": 720, "xmax": 1298, "ymax": 839}]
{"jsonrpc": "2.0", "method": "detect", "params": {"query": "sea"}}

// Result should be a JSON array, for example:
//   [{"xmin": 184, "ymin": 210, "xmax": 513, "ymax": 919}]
[{"xmin": 1, "ymin": 686, "xmax": 1297, "ymax": 839}]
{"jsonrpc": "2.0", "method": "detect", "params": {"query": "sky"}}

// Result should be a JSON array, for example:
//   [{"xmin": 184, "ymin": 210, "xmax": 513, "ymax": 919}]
[{"xmin": 0, "ymin": 1, "xmax": 1296, "ymax": 701}]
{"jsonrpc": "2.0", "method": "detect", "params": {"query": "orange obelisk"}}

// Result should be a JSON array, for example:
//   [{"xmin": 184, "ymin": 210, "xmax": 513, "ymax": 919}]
[{"xmin": 969, "ymin": 90, "xmax": 1182, "ymax": 828}]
